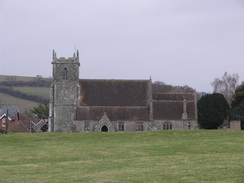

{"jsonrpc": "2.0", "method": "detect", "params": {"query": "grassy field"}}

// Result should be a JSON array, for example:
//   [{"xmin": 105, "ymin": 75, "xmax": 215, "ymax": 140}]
[
  {"xmin": 13, "ymin": 87, "xmax": 50, "ymax": 99},
  {"xmin": 0, "ymin": 93, "xmax": 40, "ymax": 113},
  {"xmin": 0, "ymin": 130, "xmax": 243, "ymax": 183}
]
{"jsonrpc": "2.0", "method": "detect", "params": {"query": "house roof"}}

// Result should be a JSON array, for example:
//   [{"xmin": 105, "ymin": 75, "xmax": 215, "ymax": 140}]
[
  {"xmin": 0, "ymin": 105, "xmax": 19, "ymax": 120},
  {"xmin": 79, "ymin": 79, "xmax": 150, "ymax": 106}
]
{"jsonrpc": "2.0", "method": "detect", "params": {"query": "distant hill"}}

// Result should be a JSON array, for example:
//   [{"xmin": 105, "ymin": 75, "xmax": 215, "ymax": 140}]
[
  {"xmin": 0, "ymin": 92, "xmax": 40, "ymax": 113},
  {"xmin": 0, "ymin": 75, "xmax": 51, "ymax": 82},
  {"xmin": 0, "ymin": 75, "xmax": 51, "ymax": 113},
  {"xmin": 0, "ymin": 75, "xmax": 52, "ymax": 87},
  {"xmin": 13, "ymin": 87, "xmax": 50, "ymax": 100}
]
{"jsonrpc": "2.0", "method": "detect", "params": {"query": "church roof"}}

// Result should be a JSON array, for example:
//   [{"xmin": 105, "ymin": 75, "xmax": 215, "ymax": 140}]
[
  {"xmin": 152, "ymin": 93, "xmax": 197, "ymax": 120},
  {"xmin": 152, "ymin": 101, "xmax": 196, "ymax": 120},
  {"xmin": 76, "ymin": 80, "xmax": 197, "ymax": 121},
  {"xmin": 77, "ymin": 79, "xmax": 151, "ymax": 121},
  {"xmin": 153, "ymin": 93, "xmax": 195, "ymax": 101},
  {"xmin": 79, "ymin": 79, "xmax": 150, "ymax": 106}
]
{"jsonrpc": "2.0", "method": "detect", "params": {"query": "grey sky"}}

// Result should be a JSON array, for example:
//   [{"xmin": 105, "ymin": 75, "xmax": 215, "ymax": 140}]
[{"xmin": 1, "ymin": 0, "xmax": 244, "ymax": 92}]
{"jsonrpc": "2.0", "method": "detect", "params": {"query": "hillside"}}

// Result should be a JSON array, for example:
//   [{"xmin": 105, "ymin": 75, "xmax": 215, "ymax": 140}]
[
  {"xmin": 0, "ymin": 130, "xmax": 243, "ymax": 183},
  {"xmin": 0, "ymin": 75, "xmax": 51, "ymax": 82},
  {"xmin": 0, "ymin": 75, "xmax": 50, "ymax": 112},
  {"xmin": 0, "ymin": 92, "xmax": 40, "ymax": 113}
]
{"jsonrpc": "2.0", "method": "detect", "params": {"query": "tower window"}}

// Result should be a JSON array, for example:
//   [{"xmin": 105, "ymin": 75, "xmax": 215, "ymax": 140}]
[{"xmin": 63, "ymin": 68, "xmax": 68, "ymax": 80}]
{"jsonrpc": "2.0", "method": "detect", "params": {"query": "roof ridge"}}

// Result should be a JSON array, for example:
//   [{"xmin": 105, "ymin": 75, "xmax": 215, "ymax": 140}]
[{"xmin": 79, "ymin": 79, "xmax": 149, "ymax": 82}]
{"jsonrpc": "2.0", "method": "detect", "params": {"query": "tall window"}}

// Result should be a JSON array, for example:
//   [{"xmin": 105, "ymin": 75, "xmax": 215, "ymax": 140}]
[
  {"xmin": 2, "ymin": 118, "xmax": 6, "ymax": 127},
  {"xmin": 119, "ymin": 122, "xmax": 124, "ymax": 131},
  {"xmin": 163, "ymin": 122, "xmax": 172, "ymax": 130},
  {"xmin": 63, "ymin": 68, "xmax": 68, "ymax": 80}
]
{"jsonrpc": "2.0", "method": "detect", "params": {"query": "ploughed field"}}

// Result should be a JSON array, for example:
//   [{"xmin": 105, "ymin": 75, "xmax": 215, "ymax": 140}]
[{"xmin": 0, "ymin": 130, "xmax": 243, "ymax": 183}]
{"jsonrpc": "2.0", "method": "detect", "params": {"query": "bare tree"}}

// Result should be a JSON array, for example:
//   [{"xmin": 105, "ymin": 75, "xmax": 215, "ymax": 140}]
[
  {"xmin": 152, "ymin": 81, "xmax": 195, "ymax": 93},
  {"xmin": 211, "ymin": 72, "xmax": 239, "ymax": 104}
]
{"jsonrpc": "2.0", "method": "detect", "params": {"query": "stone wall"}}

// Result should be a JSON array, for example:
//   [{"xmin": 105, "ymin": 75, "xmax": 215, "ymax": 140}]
[
  {"xmin": 230, "ymin": 121, "xmax": 241, "ymax": 130},
  {"xmin": 73, "ymin": 117, "xmax": 198, "ymax": 132}
]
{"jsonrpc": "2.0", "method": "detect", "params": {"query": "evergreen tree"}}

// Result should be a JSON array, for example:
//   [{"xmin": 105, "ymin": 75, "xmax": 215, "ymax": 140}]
[
  {"xmin": 31, "ymin": 104, "xmax": 49, "ymax": 119},
  {"xmin": 229, "ymin": 84, "xmax": 244, "ymax": 129},
  {"xmin": 198, "ymin": 93, "xmax": 229, "ymax": 129}
]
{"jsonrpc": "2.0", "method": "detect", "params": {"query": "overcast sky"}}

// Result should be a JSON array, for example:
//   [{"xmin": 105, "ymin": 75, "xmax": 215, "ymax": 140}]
[{"xmin": 1, "ymin": 0, "xmax": 244, "ymax": 92}]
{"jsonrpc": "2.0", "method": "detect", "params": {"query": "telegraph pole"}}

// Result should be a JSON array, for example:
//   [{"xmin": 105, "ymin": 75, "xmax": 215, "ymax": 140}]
[{"xmin": 30, "ymin": 118, "xmax": 32, "ymax": 133}]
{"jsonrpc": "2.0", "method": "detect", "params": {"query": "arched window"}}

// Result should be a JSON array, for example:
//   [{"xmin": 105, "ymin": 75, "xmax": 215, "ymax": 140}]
[{"xmin": 163, "ymin": 122, "xmax": 172, "ymax": 130}]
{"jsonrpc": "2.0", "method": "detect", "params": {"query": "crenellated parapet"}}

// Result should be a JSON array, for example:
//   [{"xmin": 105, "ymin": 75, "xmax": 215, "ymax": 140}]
[{"xmin": 52, "ymin": 50, "xmax": 80, "ymax": 65}]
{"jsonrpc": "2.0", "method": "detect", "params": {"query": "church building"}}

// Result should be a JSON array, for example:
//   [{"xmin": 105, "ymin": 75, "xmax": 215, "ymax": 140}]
[{"xmin": 48, "ymin": 51, "xmax": 198, "ymax": 132}]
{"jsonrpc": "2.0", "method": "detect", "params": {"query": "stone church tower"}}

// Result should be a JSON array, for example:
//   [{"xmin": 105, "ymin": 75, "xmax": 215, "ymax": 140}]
[{"xmin": 48, "ymin": 50, "xmax": 80, "ymax": 132}]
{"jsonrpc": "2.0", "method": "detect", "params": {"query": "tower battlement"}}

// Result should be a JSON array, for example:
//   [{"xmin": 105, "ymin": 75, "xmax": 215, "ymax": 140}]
[{"xmin": 52, "ymin": 50, "xmax": 80, "ymax": 64}]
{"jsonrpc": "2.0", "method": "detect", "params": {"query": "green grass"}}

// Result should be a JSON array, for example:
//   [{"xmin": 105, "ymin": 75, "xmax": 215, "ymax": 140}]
[
  {"xmin": 0, "ymin": 130, "xmax": 244, "ymax": 183},
  {"xmin": 13, "ymin": 87, "xmax": 50, "ymax": 99}
]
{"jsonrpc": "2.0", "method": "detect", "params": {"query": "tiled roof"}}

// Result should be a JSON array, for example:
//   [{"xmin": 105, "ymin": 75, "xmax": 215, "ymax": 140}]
[
  {"xmin": 152, "ymin": 92, "xmax": 196, "ymax": 120},
  {"xmin": 186, "ymin": 102, "xmax": 197, "ymax": 119},
  {"xmin": 79, "ymin": 79, "xmax": 150, "ymax": 106},
  {"xmin": 0, "ymin": 105, "xmax": 19, "ymax": 120},
  {"xmin": 76, "ymin": 80, "xmax": 197, "ymax": 121},
  {"xmin": 153, "ymin": 101, "xmax": 183, "ymax": 120},
  {"xmin": 152, "ymin": 101, "xmax": 196, "ymax": 120},
  {"xmin": 153, "ymin": 93, "xmax": 195, "ymax": 101}
]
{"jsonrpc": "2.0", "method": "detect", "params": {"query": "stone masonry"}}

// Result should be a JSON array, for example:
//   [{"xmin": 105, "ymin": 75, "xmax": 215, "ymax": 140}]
[{"xmin": 49, "ymin": 50, "xmax": 80, "ymax": 132}]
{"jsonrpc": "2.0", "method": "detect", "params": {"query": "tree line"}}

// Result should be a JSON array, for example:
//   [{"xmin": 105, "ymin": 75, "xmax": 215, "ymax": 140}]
[
  {"xmin": 152, "ymin": 81, "xmax": 195, "ymax": 93},
  {"xmin": 0, "ymin": 86, "xmax": 49, "ymax": 104},
  {"xmin": 0, "ymin": 79, "xmax": 51, "ymax": 87}
]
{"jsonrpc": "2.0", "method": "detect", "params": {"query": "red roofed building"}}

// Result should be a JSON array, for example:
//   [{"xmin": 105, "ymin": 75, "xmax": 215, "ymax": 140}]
[{"xmin": 0, "ymin": 105, "xmax": 20, "ymax": 133}]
